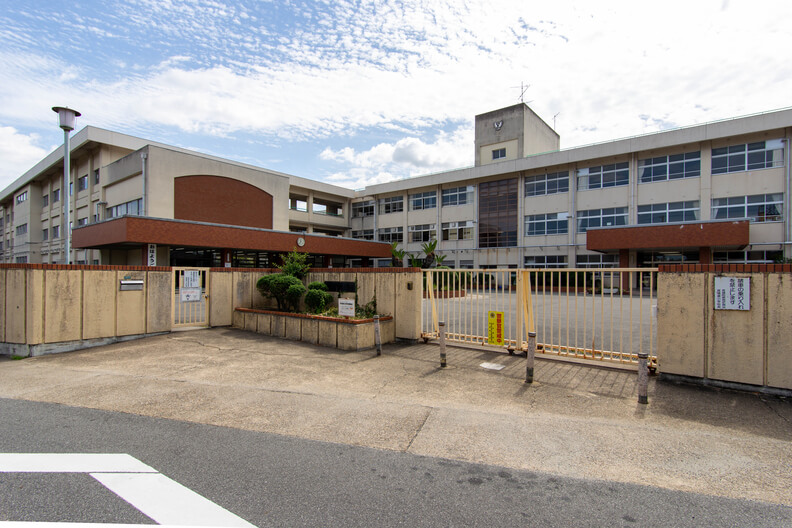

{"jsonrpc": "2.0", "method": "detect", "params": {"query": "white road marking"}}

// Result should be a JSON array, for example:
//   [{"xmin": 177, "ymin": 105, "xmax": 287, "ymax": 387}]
[
  {"xmin": 0, "ymin": 454, "xmax": 256, "ymax": 528},
  {"xmin": 0, "ymin": 454, "xmax": 156, "ymax": 473},
  {"xmin": 91, "ymin": 473, "xmax": 255, "ymax": 528}
]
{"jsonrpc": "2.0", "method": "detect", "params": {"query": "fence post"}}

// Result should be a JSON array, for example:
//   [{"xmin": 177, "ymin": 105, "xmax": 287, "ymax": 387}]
[
  {"xmin": 637, "ymin": 351, "xmax": 649, "ymax": 404},
  {"xmin": 374, "ymin": 315, "xmax": 382, "ymax": 357},
  {"xmin": 439, "ymin": 321, "xmax": 447, "ymax": 368},
  {"xmin": 526, "ymin": 331, "xmax": 536, "ymax": 383}
]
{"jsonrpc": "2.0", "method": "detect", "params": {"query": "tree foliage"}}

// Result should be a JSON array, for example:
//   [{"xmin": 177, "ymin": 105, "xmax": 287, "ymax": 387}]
[{"xmin": 256, "ymin": 274, "xmax": 306, "ymax": 312}]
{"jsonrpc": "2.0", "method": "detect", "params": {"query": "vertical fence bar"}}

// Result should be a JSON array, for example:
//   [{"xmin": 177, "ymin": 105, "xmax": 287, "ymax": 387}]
[{"xmin": 439, "ymin": 321, "xmax": 447, "ymax": 368}]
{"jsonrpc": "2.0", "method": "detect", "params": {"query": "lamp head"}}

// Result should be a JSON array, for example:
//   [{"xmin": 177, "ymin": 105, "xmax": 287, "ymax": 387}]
[{"xmin": 52, "ymin": 106, "xmax": 81, "ymax": 131}]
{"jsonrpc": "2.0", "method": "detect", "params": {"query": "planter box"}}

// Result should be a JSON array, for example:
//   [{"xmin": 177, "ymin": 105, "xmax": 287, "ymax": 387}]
[{"xmin": 233, "ymin": 308, "xmax": 394, "ymax": 351}]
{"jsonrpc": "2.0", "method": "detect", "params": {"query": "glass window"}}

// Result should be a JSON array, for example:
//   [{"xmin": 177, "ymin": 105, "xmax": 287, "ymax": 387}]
[
  {"xmin": 77, "ymin": 217, "xmax": 88, "ymax": 226},
  {"xmin": 577, "ymin": 207, "xmax": 628, "ymax": 233},
  {"xmin": 78, "ymin": 175, "xmax": 88, "ymax": 192},
  {"xmin": 42, "ymin": 194, "xmax": 49, "ymax": 207},
  {"xmin": 378, "ymin": 196, "xmax": 404, "ymax": 215},
  {"xmin": 441, "ymin": 186, "xmax": 474, "ymax": 207},
  {"xmin": 93, "ymin": 169, "xmax": 100, "ymax": 185},
  {"xmin": 577, "ymin": 162, "xmax": 629, "ymax": 190},
  {"xmin": 42, "ymin": 228, "xmax": 48, "ymax": 241},
  {"xmin": 479, "ymin": 179, "xmax": 518, "ymax": 247},
  {"xmin": 638, "ymin": 151, "xmax": 700, "ymax": 183},
  {"xmin": 53, "ymin": 189, "xmax": 61, "ymax": 203},
  {"xmin": 712, "ymin": 140, "xmax": 784, "ymax": 174},
  {"xmin": 525, "ymin": 171, "xmax": 569, "ymax": 196},
  {"xmin": 409, "ymin": 191, "xmax": 437, "ymax": 211},
  {"xmin": 15, "ymin": 223, "xmax": 27, "ymax": 235},
  {"xmin": 351, "ymin": 229, "xmax": 374, "ymax": 240},
  {"xmin": 377, "ymin": 226, "xmax": 403, "ymax": 243},
  {"xmin": 52, "ymin": 225, "xmax": 60, "ymax": 238},
  {"xmin": 15, "ymin": 191, "xmax": 28, "ymax": 204},
  {"xmin": 711, "ymin": 194, "xmax": 783, "ymax": 222},
  {"xmin": 352, "ymin": 200, "xmax": 374, "ymax": 218},
  {"xmin": 637, "ymin": 201, "xmax": 699, "ymax": 224},
  {"xmin": 524, "ymin": 255, "xmax": 567, "ymax": 268},
  {"xmin": 525, "ymin": 213, "xmax": 568, "ymax": 236},
  {"xmin": 492, "ymin": 148, "xmax": 506, "ymax": 160},
  {"xmin": 713, "ymin": 250, "xmax": 783, "ymax": 264},
  {"xmin": 107, "ymin": 198, "xmax": 143, "ymax": 219},
  {"xmin": 408, "ymin": 224, "xmax": 436, "ymax": 243},
  {"xmin": 576, "ymin": 254, "xmax": 619, "ymax": 268},
  {"xmin": 441, "ymin": 221, "xmax": 474, "ymax": 241}
]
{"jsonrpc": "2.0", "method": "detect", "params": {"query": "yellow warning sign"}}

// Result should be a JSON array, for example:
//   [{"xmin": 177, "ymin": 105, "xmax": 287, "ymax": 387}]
[{"xmin": 488, "ymin": 311, "xmax": 504, "ymax": 346}]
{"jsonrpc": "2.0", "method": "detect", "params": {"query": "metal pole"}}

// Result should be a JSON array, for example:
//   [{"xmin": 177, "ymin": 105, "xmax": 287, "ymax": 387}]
[
  {"xmin": 374, "ymin": 315, "xmax": 382, "ymax": 356},
  {"xmin": 439, "ymin": 321, "xmax": 447, "ymax": 368},
  {"xmin": 526, "ymin": 331, "xmax": 536, "ymax": 383},
  {"xmin": 637, "ymin": 351, "xmax": 649, "ymax": 404},
  {"xmin": 63, "ymin": 128, "xmax": 71, "ymax": 264}
]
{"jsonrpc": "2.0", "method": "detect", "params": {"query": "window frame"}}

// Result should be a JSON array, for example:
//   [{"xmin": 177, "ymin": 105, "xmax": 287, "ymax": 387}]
[
  {"xmin": 711, "ymin": 193, "xmax": 783, "ymax": 223},
  {"xmin": 377, "ymin": 226, "xmax": 403, "ymax": 243},
  {"xmin": 351, "ymin": 200, "xmax": 374, "ymax": 218},
  {"xmin": 525, "ymin": 212, "xmax": 569, "ymax": 236},
  {"xmin": 637, "ymin": 201, "xmax": 700, "ymax": 225},
  {"xmin": 638, "ymin": 151, "xmax": 701, "ymax": 183},
  {"xmin": 492, "ymin": 148, "xmax": 506, "ymax": 160},
  {"xmin": 577, "ymin": 207, "xmax": 628, "ymax": 233},
  {"xmin": 409, "ymin": 191, "xmax": 437, "ymax": 211},
  {"xmin": 576, "ymin": 162, "xmax": 629, "ymax": 190},
  {"xmin": 525, "ymin": 171, "xmax": 569, "ymax": 197},
  {"xmin": 408, "ymin": 223, "xmax": 436, "ymax": 243},
  {"xmin": 378, "ymin": 196, "xmax": 404, "ymax": 215},
  {"xmin": 712, "ymin": 139, "xmax": 785, "ymax": 175},
  {"xmin": 441, "ymin": 186, "xmax": 474, "ymax": 207}
]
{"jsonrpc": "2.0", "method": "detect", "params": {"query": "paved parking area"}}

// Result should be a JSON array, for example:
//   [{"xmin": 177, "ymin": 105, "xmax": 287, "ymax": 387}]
[{"xmin": 1, "ymin": 327, "xmax": 790, "ymax": 506}]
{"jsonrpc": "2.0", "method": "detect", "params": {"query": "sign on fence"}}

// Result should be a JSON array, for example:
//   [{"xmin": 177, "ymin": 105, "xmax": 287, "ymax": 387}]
[
  {"xmin": 487, "ymin": 311, "xmax": 504, "ymax": 345},
  {"xmin": 714, "ymin": 277, "xmax": 750, "ymax": 311}
]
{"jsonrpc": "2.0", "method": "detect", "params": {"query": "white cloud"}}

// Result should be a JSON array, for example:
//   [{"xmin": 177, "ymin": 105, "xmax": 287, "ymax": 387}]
[{"xmin": 0, "ymin": 127, "xmax": 50, "ymax": 190}]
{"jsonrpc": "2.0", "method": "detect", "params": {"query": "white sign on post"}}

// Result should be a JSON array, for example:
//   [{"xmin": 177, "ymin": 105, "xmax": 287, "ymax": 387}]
[
  {"xmin": 714, "ymin": 276, "xmax": 750, "ymax": 310},
  {"xmin": 147, "ymin": 244, "xmax": 157, "ymax": 266},
  {"xmin": 338, "ymin": 298, "xmax": 355, "ymax": 317}
]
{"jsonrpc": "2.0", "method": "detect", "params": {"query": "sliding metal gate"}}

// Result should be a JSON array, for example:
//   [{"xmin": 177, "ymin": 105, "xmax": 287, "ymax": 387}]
[
  {"xmin": 422, "ymin": 268, "xmax": 657, "ymax": 367},
  {"xmin": 172, "ymin": 267, "xmax": 210, "ymax": 329}
]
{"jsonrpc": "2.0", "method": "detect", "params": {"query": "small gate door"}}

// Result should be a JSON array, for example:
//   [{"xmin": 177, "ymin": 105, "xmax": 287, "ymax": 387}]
[{"xmin": 172, "ymin": 267, "xmax": 210, "ymax": 329}]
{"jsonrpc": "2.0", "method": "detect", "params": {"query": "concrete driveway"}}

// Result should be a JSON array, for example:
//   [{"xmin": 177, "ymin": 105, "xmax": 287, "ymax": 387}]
[{"xmin": 1, "ymin": 327, "xmax": 790, "ymax": 506}]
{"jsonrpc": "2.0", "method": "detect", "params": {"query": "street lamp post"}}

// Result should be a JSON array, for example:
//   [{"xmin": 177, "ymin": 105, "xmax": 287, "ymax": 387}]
[{"xmin": 52, "ymin": 106, "xmax": 81, "ymax": 264}]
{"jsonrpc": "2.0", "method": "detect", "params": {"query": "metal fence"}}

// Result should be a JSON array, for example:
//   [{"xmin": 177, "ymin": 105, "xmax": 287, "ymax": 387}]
[{"xmin": 422, "ymin": 268, "xmax": 657, "ymax": 366}]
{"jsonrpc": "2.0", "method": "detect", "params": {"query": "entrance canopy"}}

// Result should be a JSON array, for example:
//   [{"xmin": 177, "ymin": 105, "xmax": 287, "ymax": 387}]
[
  {"xmin": 586, "ymin": 220, "xmax": 749, "ymax": 252},
  {"xmin": 72, "ymin": 216, "xmax": 391, "ymax": 261}
]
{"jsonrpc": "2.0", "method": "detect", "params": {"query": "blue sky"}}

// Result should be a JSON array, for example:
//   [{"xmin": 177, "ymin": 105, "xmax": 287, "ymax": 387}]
[{"xmin": 1, "ymin": 0, "xmax": 791, "ymax": 191}]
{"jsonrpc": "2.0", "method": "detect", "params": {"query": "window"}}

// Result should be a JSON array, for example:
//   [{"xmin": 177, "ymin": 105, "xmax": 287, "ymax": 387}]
[
  {"xmin": 352, "ymin": 229, "xmax": 374, "ymax": 240},
  {"xmin": 15, "ymin": 223, "xmax": 27, "ymax": 236},
  {"xmin": 53, "ymin": 189, "xmax": 61, "ymax": 203},
  {"xmin": 713, "ymin": 250, "xmax": 782, "ymax": 264},
  {"xmin": 637, "ymin": 201, "xmax": 699, "ymax": 224},
  {"xmin": 409, "ymin": 224, "xmax": 436, "ymax": 243},
  {"xmin": 639, "ymin": 152, "xmax": 701, "ymax": 183},
  {"xmin": 69, "ymin": 182, "xmax": 73, "ymax": 196},
  {"xmin": 711, "ymin": 194, "xmax": 783, "ymax": 222},
  {"xmin": 15, "ymin": 191, "xmax": 28, "ymax": 204},
  {"xmin": 525, "ymin": 171, "xmax": 569, "ymax": 196},
  {"xmin": 106, "ymin": 198, "xmax": 142, "ymax": 218},
  {"xmin": 0, "ymin": 241, "xmax": 3, "ymax": 250},
  {"xmin": 377, "ymin": 226, "xmax": 403, "ymax": 243},
  {"xmin": 78, "ymin": 175, "xmax": 88, "ymax": 192},
  {"xmin": 576, "ymin": 254, "xmax": 619, "ymax": 268},
  {"xmin": 42, "ymin": 194, "xmax": 49, "ymax": 207},
  {"xmin": 577, "ymin": 207, "xmax": 628, "ymax": 233},
  {"xmin": 352, "ymin": 200, "xmax": 374, "ymax": 218},
  {"xmin": 378, "ymin": 196, "xmax": 404, "ymax": 215},
  {"xmin": 525, "ymin": 213, "xmax": 568, "ymax": 236},
  {"xmin": 459, "ymin": 259, "xmax": 474, "ymax": 269},
  {"xmin": 577, "ymin": 162, "xmax": 629, "ymax": 190},
  {"xmin": 312, "ymin": 201, "xmax": 342, "ymax": 216},
  {"xmin": 409, "ymin": 191, "xmax": 436, "ymax": 211},
  {"xmin": 77, "ymin": 217, "xmax": 88, "ymax": 226},
  {"xmin": 492, "ymin": 148, "xmax": 506, "ymax": 160},
  {"xmin": 524, "ymin": 255, "xmax": 567, "ymax": 268},
  {"xmin": 479, "ymin": 179, "xmax": 518, "ymax": 247},
  {"xmin": 441, "ymin": 186, "xmax": 474, "ymax": 207},
  {"xmin": 289, "ymin": 197, "xmax": 307, "ymax": 212},
  {"xmin": 42, "ymin": 228, "xmax": 48, "ymax": 241},
  {"xmin": 441, "ymin": 221, "xmax": 474, "ymax": 241},
  {"xmin": 712, "ymin": 140, "xmax": 784, "ymax": 175},
  {"xmin": 52, "ymin": 225, "xmax": 60, "ymax": 238},
  {"xmin": 93, "ymin": 169, "xmax": 100, "ymax": 185},
  {"xmin": 15, "ymin": 256, "xmax": 27, "ymax": 264},
  {"xmin": 289, "ymin": 225, "xmax": 307, "ymax": 233}
]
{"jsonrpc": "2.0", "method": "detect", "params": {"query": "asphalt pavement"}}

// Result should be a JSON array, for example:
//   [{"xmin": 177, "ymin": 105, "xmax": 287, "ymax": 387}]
[{"xmin": 0, "ymin": 327, "xmax": 790, "ymax": 513}]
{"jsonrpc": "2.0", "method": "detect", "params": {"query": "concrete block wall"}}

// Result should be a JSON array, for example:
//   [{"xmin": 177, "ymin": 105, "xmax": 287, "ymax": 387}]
[
  {"xmin": 657, "ymin": 264, "xmax": 792, "ymax": 391},
  {"xmin": 0, "ymin": 264, "xmax": 173, "ymax": 357}
]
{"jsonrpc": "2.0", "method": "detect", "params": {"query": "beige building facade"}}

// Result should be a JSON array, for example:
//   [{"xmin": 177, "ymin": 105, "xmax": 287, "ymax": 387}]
[{"xmin": 1, "ymin": 103, "xmax": 791, "ymax": 269}]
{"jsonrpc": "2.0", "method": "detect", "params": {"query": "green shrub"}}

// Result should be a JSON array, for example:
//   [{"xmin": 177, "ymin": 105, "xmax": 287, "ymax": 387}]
[
  {"xmin": 256, "ymin": 274, "xmax": 306, "ymax": 312},
  {"xmin": 276, "ymin": 249, "xmax": 311, "ymax": 279},
  {"xmin": 307, "ymin": 281, "xmax": 329, "ymax": 291},
  {"xmin": 305, "ymin": 288, "xmax": 333, "ymax": 313}
]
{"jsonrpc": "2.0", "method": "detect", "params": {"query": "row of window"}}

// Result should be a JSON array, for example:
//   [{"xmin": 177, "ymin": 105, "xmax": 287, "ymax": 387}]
[
  {"xmin": 351, "ymin": 221, "xmax": 476, "ymax": 243},
  {"xmin": 524, "ymin": 255, "xmax": 620, "ymax": 268},
  {"xmin": 352, "ymin": 186, "xmax": 476, "ymax": 217},
  {"xmin": 106, "ymin": 198, "xmax": 143, "ymax": 219}
]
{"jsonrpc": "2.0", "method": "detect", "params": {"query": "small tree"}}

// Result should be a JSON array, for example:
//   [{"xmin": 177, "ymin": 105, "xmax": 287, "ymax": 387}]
[
  {"xmin": 256, "ymin": 274, "xmax": 306, "ymax": 312},
  {"xmin": 276, "ymin": 248, "xmax": 311, "ymax": 279},
  {"xmin": 391, "ymin": 243, "xmax": 406, "ymax": 267}
]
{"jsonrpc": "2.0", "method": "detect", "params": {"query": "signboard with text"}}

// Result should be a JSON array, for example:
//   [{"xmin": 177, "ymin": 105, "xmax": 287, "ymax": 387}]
[
  {"xmin": 487, "ymin": 311, "xmax": 504, "ymax": 345},
  {"xmin": 338, "ymin": 298, "xmax": 355, "ymax": 317},
  {"xmin": 714, "ymin": 277, "xmax": 750, "ymax": 311},
  {"xmin": 147, "ymin": 244, "xmax": 157, "ymax": 266}
]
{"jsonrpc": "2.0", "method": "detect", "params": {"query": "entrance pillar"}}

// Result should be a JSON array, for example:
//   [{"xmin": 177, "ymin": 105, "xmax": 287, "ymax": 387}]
[
  {"xmin": 619, "ymin": 249, "xmax": 630, "ymax": 291},
  {"xmin": 699, "ymin": 247, "xmax": 712, "ymax": 265}
]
